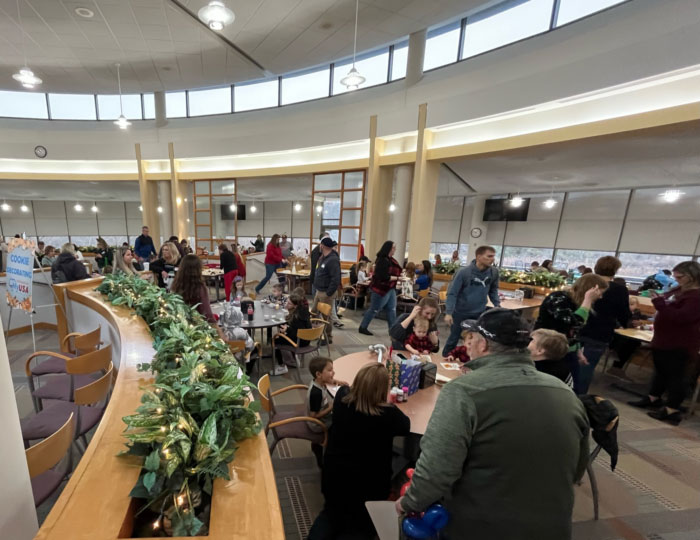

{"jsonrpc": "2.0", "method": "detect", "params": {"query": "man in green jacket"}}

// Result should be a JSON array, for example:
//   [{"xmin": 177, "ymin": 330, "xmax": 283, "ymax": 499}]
[{"xmin": 397, "ymin": 308, "xmax": 590, "ymax": 540}]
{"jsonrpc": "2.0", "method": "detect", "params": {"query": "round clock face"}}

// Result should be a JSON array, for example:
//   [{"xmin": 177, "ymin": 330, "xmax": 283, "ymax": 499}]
[
  {"xmin": 34, "ymin": 145, "xmax": 47, "ymax": 158},
  {"xmin": 470, "ymin": 227, "xmax": 483, "ymax": 238}
]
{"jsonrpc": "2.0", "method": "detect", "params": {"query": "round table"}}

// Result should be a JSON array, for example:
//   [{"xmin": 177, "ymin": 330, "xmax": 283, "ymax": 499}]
[{"xmin": 332, "ymin": 351, "xmax": 461, "ymax": 435}]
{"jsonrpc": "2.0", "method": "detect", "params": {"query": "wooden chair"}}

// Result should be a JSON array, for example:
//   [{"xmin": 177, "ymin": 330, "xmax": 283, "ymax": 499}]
[
  {"xmin": 25, "ymin": 413, "xmax": 75, "ymax": 507},
  {"xmin": 273, "ymin": 325, "xmax": 326, "ymax": 382},
  {"xmin": 226, "ymin": 339, "xmax": 262, "ymax": 378},
  {"xmin": 417, "ymin": 289, "xmax": 430, "ymax": 299},
  {"xmin": 257, "ymin": 374, "xmax": 327, "ymax": 455},
  {"xmin": 27, "ymin": 345, "xmax": 112, "ymax": 413},
  {"xmin": 339, "ymin": 285, "xmax": 364, "ymax": 310},
  {"xmin": 313, "ymin": 302, "xmax": 333, "ymax": 350},
  {"xmin": 22, "ymin": 363, "xmax": 114, "ymax": 453},
  {"xmin": 437, "ymin": 290, "xmax": 448, "ymax": 318},
  {"xmin": 248, "ymin": 291, "xmax": 257, "ymax": 300},
  {"xmin": 26, "ymin": 328, "xmax": 101, "ymax": 387}
]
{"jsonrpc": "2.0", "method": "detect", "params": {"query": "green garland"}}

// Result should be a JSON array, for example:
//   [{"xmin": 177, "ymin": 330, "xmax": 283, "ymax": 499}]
[
  {"xmin": 97, "ymin": 273, "xmax": 260, "ymax": 537},
  {"xmin": 499, "ymin": 269, "xmax": 566, "ymax": 288},
  {"xmin": 434, "ymin": 261, "xmax": 461, "ymax": 275}
]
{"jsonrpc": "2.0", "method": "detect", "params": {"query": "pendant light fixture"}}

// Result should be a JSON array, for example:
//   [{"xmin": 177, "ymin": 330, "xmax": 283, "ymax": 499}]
[
  {"xmin": 340, "ymin": 0, "xmax": 366, "ymax": 91},
  {"xmin": 114, "ymin": 63, "xmax": 131, "ymax": 130},
  {"xmin": 1, "ymin": 200, "xmax": 11, "ymax": 212},
  {"xmin": 543, "ymin": 189, "xmax": 557, "ymax": 209},
  {"xmin": 510, "ymin": 193, "xmax": 524, "ymax": 207},
  {"xmin": 20, "ymin": 201, "xmax": 30, "ymax": 212},
  {"xmin": 12, "ymin": 0, "xmax": 42, "ymax": 89},
  {"xmin": 198, "ymin": 1, "xmax": 235, "ymax": 31},
  {"xmin": 660, "ymin": 188, "xmax": 683, "ymax": 203}
]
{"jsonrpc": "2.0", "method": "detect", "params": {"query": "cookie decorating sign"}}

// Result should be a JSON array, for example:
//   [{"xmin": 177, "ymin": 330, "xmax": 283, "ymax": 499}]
[{"xmin": 5, "ymin": 237, "xmax": 35, "ymax": 312}]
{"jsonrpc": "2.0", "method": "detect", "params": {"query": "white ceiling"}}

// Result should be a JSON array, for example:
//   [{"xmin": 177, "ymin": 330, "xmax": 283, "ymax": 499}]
[
  {"xmin": 443, "ymin": 123, "xmax": 700, "ymax": 195},
  {"xmin": 0, "ymin": 0, "xmax": 480, "ymax": 93}
]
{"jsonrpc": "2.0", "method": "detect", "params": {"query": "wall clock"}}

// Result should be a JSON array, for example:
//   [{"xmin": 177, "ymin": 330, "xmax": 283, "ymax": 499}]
[
  {"xmin": 470, "ymin": 227, "xmax": 483, "ymax": 238},
  {"xmin": 34, "ymin": 145, "xmax": 47, "ymax": 158}
]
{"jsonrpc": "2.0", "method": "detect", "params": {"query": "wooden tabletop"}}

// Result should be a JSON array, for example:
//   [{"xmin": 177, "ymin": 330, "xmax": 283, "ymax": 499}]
[
  {"xmin": 277, "ymin": 268, "xmax": 310, "ymax": 276},
  {"xmin": 332, "ymin": 351, "xmax": 461, "ymax": 435},
  {"xmin": 39, "ymin": 279, "xmax": 283, "ymax": 540},
  {"xmin": 615, "ymin": 327, "xmax": 653, "ymax": 343}
]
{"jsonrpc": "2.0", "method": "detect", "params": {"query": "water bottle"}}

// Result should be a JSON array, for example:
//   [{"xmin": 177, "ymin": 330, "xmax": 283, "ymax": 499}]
[{"xmin": 247, "ymin": 304, "xmax": 254, "ymax": 321}]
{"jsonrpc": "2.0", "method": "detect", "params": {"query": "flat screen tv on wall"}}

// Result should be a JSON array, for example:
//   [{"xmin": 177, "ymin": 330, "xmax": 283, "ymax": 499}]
[
  {"xmin": 220, "ymin": 203, "xmax": 246, "ymax": 220},
  {"xmin": 482, "ymin": 199, "xmax": 530, "ymax": 221}
]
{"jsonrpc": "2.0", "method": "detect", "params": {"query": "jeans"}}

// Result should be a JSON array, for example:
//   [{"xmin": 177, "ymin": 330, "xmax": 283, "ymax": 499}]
[
  {"xmin": 578, "ymin": 338, "xmax": 608, "ymax": 394},
  {"xmin": 649, "ymin": 348, "xmax": 689, "ymax": 409},
  {"xmin": 565, "ymin": 350, "xmax": 581, "ymax": 393},
  {"xmin": 255, "ymin": 263, "xmax": 277, "ymax": 293},
  {"xmin": 312, "ymin": 290, "xmax": 338, "ymax": 337},
  {"xmin": 442, "ymin": 312, "xmax": 479, "ymax": 356},
  {"xmin": 360, "ymin": 289, "xmax": 397, "ymax": 330}
]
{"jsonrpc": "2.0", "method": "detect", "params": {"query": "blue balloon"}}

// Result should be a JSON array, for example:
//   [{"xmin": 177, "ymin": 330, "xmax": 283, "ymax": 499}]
[
  {"xmin": 402, "ymin": 518, "xmax": 433, "ymax": 539},
  {"xmin": 402, "ymin": 505, "xmax": 449, "ymax": 539},
  {"xmin": 422, "ymin": 505, "xmax": 449, "ymax": 530}
]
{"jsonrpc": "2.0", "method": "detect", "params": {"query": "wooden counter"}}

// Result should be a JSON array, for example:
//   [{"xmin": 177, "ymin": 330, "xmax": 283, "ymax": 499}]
[{"xmin": 38, "ymin": 278, "xmax": 283, "ymax": 540}]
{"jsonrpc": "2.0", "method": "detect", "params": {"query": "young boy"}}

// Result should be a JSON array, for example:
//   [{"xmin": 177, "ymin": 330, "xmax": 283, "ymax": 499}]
[
  {"xmin": 404, "ymin": 317, "xmax": 438, "ymax": 355},
  {"xmin": 528, "ymin": 328, "xmax": 573, "ymax": 387},
  {"xmin": 445, "ymin": 329, "xmax": 472, "ymax": 364},
  {"xmin": 307, "ymin": 357, "xmax": 348, "ymax": 466},
  {"xmin": 267, "ymin": 282, "xmax": 287, "ymax": 305}
]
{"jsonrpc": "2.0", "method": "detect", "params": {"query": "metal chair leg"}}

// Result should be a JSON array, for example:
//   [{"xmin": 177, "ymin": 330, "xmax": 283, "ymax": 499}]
[{"xmin": 587, "ymin": 461, "xmax": 599, "ymax": 520}]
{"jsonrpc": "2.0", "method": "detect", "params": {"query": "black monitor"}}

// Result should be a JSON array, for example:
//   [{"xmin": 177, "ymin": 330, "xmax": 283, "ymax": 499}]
[
  {"xmin": 220, "ymin": 203, "xmax": 246, "ymax": 220},
  {"xmin": 483, "ymin": 199, "xmax": 530, "ymax": 221}
]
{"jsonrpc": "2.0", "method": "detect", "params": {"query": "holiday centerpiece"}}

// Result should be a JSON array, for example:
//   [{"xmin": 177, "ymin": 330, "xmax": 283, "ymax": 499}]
[
  {"xmin": 97, "ymin": 273, "xmax": 260, "ymax": 537},
  {"xmin": 498, "ymin": 269, "xmax": 566, "ymax": 295}
]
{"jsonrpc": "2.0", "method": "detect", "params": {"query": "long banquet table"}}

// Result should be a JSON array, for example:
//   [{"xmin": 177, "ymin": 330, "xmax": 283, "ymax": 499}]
[{"xmin": 36, "ymin": 277, "xmax": 283, "ymax": 540}]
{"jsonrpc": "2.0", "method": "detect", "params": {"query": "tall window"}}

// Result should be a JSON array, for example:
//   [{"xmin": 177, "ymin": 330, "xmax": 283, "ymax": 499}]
[
  {"xmin": 97, "ymin": 94, "xmax": 143, "ymax": 120},
  {"xmin": 188, "ymin": 87, "xmax": 232, "ymax": 116},
  {"xmin": 281, "ymin": 67, "xmax": 330, "ymax": 105},
  {"xmin": 501, "ymin": 246, "xmax": 554, "ymax": 269},
  {"xmin": 423, "ymin": 21, "xmax": 461, "ymax": 71},
  {"xmin": 165, "ymin": 92, "xmax": 187, "ymax": 118},
  {"xmin": 48, "ymin": 93, "xmax": 96, "ymax": 120},
  {"xmin": 391, "ymin": 41, "xmax": 408, "ymax": 81},
  {"xmin": 617, "ymin": 253, "xmax": 690, "ymax": 281},
  {"xmin": 556, "ymin": 0, "xmax": 628, "ymax": 26},
  {"xmin": 462, "ymin": 0, "xmax": 553, "ymax": 59},
  {"xmin": 553, "ymin": 249, "xmax": 614, "ymax": 271},
  {"xmin": 234, "ymin": 79, "xmax": 278, "ymax": 112},
  {"xmin": 143, "ymin": 94, "xmax": 155, "ymax": 119},
  {"xmin": 0, "ymin": 90, "xmax": 48, "ymax": 119}
]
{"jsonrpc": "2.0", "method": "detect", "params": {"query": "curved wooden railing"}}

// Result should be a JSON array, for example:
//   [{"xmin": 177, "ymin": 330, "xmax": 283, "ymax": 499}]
[{"xmin": 37, "ymin": 278, "xmax": 283, "ymax": 540}]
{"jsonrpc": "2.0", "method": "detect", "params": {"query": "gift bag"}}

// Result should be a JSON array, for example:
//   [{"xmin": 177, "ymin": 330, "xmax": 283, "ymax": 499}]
[
  {"xmin": 399, "ymin": 359, "xmax": 422, "ymax": 396},
  {"xmin": 387, "ymin": 356, "xmax": 402, "ymax": 388}
]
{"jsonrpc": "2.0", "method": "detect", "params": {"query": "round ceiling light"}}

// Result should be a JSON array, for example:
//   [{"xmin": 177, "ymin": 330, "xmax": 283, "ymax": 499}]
[
  {"xmin": 20, "ymin": 203, "xmax": 30, "ymax": 213},
  {"xmin": 114, "ymin": 115, "xmax": 131, "ymax": 130},
  {"xmin": 74, "ymin": 7, "xmax": 94, "ymax": 18},
  {"xmin": 74, "ymin": 202, "xmax": 83, "ymax": 212},
  {"xmin": 661, "ymin": 189, "xmax": 683, "ymax": 203},
  {"xmin": 1, "ymin": 201, "xmax": 12, "ymax": 212},
  {"xmin": 294, "ymin": 203, "xmax": 302, "ymax": 212},
  {"xmin": 316, "ymin": 204, "xmax": 323, "ymax": 213},
  {"xmin": 250, "ymin": 204, "xmax": 257, "ymax": 213},
  {"xmin": 543, "ymin": 198, "xmax": 557, "ymax": 209},
  {"xmin": 91, "ymin": 204, "xmax": 99, "ymax": 212},
  {"xmin": 229, "ymin": 203, "xmax": 236, "ymax": 212},
  {"xmin": 510, "ymin": 195, "xmax": 524, "ymax": 208},
  {"xmin": 198, "ymin": 1, "xmax": 235, "ymax": 31},
  {"xmin": 13, "ymin": 67, "xmax": 42, "ymax": 89}
]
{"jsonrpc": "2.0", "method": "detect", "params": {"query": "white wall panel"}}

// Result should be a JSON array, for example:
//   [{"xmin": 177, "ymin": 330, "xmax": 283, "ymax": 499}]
[
  {"xmin": 0, "ymin": 200, "xmax": 37, "ymax": 236},
  {"xmin": 33, "ymin": 201, "xmax": 67, "ymax": 235},
  {"xmin": 555, "ymin": 190, "xmax": 628, "ymax": 251},
  {"xmin": 504, "ymin": 193, "xmax": 564, "ymax": 247},
  {"xmin": 556, "ymin": 220, "xmax": 622, "ymax": 251},
  {"xmin": 66, "ymin": 203, "xmax": 98, "ymax": 235},
  {"xmin": 96, "ymin": 202, "xmax": 128, "ymax": 235},
  {"xmin": 431, "ymin": 197, "xmax": 462, "ymax": 243},
  {"xmin": 485, "ymin": 221, "xmax": 506, "ymax": 246}
]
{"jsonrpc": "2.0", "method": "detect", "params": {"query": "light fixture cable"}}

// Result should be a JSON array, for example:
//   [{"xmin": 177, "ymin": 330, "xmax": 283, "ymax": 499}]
[
  {"xmin": 12, "ymin": 0, "xmax": 42, "ymax": 88},
  {"xmin": 340, "ymin": 0, "xmax": 366, "ymax": 90}
]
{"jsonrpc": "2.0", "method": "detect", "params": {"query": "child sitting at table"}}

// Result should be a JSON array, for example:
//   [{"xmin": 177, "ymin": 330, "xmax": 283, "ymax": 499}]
[
  {"xmin": 219, "ymin": 303, "xmax": 257, "ymax": 376},
  {"xmin": 307, "ymin": 357, "xmax": 348, "ymax": 467},
  {"xmin": 266, "ymin": 282, "xmax": 287, "ymax": 305},
  {"xmin": 272, "ymin": 292, "xmax": 312, "ymax": 376},
  {"xmin": 231, "ymin": 276, "xmax": 247, "ymax": 302},
  {"xmin": 528, "ymin": 328, "xmax": 573, "ymax": 387},
  {"xmin": 445, "ymin": 329, "xmax": 472, "ymax": 364},
  {"xmin": 404, "ymin": 317, "xmax": 438, "ymax": 355}
]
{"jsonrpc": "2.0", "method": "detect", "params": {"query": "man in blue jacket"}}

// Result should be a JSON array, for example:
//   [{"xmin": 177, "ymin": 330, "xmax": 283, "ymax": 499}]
[
  {"xmin": 134, "ymin": 225, "xmax": 157, "ymax": 262},
  {"xmin": 442, "ymin": 245, "xmax": 500, "ymax": 356}
]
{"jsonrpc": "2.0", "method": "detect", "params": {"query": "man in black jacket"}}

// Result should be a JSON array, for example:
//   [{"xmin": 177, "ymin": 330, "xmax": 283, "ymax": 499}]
[
  {"xmin": 311, "ymin": 237, "xmax": 341, "ymax": 342},
  {"xmin": 51, "ymin": 243, "xmax": 89, "ymax": 283},
  {"xmin": 310, "ymin": 231, "xmax": 330, "ymax": 296}
]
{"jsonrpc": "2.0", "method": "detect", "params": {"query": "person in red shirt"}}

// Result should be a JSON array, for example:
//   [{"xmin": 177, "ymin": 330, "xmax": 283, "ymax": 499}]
[
  {"xmin": 255, "ymin": 234, "xmax": 284, "ymax": 295},
  {"xmin": 629, "ymin": 261, "xmax": 700, "ymax": 425},
  {"xmin": 233, "ymin": 243, "xmax": 246, "ymax": 280},
  {"xmin": 404, "ymin": 317, "xmax": 437, "ymax": 355}
]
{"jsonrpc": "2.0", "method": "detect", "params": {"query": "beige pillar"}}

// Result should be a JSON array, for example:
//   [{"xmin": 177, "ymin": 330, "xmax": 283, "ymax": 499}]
[
  {"xmin": 407, "ymin": 104, "xmax": 440, "ymax": 262},
  {"xmin": 135, "ymin": 144, "xmax": 161, "ymax": 250},
  {"xmin": 389, "ymin": 165, "xmax": 414, "ymax": 265},
  {"xmin": 168, "ymin": 143, "xmax": 187, "ymax": 240},
  {"xmin": 364, "ymin": 116, "xmax": 393, "ymax": 258}
]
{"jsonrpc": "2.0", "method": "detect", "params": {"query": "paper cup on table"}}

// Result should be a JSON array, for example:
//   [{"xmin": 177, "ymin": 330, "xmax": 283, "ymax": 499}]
[{"xmin": 143, "ymin": 262, "xmax": 150, "ymax": 271}]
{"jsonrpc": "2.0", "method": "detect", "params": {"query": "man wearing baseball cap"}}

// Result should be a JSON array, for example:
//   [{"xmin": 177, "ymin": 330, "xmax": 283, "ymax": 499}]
[
  {"xmin": 311, "ymin": 237, "xmax": 341, "ymax": 342},
  {"xmin": 397, "ymin": 308, "xmax": 590, "ymax": 540}
]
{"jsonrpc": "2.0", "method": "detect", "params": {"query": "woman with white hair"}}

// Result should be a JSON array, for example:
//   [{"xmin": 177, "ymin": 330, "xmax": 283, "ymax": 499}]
[{"xmin": 51, "ymin": 242, "xmax": 89, "ymax": 283}]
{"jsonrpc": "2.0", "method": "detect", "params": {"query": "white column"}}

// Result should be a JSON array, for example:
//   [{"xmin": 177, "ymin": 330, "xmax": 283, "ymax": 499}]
[
  {"xmin": 157, "ymin": 181, "xmax": 173, "ymax": 242},
  {"xmin": 154, "ymin": 91, "xmax": 167, "ymax": 128},
  {"xmin": 405, "ymin": 29, "xmax": 426, "ymax": 87},
  {"xmin": 467, "ymin": 196, "xmax": 489, "ymax": 259},
  {"xmin": 389, "ymin": 165, "xmax": 413, "ymax": 265},
  {"xmin": 0, "ymin": 318, "xmax": 39, "ymax": 540}
]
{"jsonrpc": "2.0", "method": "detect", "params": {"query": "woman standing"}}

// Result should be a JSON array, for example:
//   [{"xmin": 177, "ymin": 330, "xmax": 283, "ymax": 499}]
[
  {"xmin": 219, "ymin": 243, "xmax": 238, "ymax": 301},
  {"xmin": 414, "ymin": 260, "xmax": 433, "ymax": 292},
  {"xmin": 94, "ymin": 237, "xmax": 113, "ymax": 272},
  {"xmin": 309, "ymin": 363, "xmax": 410, "ymax": 539},
  {"xmin": 534, "ymin": 273, "xmax": 606, "ymax": 393},
  {"xmin": 171, "ymin": 254, "xmax": 224, "ymax": 339},
  {"xmin": 113, "ymin": 247, "xmax": 138, "ymax": 276},
  {"xmin": 390, "ymin": 297, "xmax": 440, "ymax": 352},
  {"xmin": 233, "ymin": 243, "xmax": 246, "ymax": 281},
  {"xmin": 577, "ymin": 256, "xmax": 631, "ymax": 393},
  {"xmin": 630, "ymin": 261, "xmax": 700, "ymax": 425},
  {"xmin": 358, "ymin": 241, "xmax": 402, "ymax": 336},
  {"xmin": 255, "ymin": 234, "xmax": 283, "ymax": 295},
  {"xmin": 150, "ymin": 241, "xmax": 182, "ymax": 288}
]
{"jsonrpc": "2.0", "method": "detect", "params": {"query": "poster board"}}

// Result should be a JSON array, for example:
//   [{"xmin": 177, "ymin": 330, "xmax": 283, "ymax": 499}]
[{"xmin": 5, "ymin": 237, "xmax": 36, "ymax": 312}]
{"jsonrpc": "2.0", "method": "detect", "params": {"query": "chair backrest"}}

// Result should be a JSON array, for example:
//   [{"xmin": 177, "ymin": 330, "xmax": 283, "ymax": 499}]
[
  {"xmin": 418, "ymin": 289, "xmax": 429, "ymax": 298},
  {"xmin": 316, "ymin": 302, "xmax": 331, "ymax": 317},
  {"xmin": 248, "ymin": 291, "xmax": 257, "ymax": 300},
  {"xmin": 74, "ymin": 363, "xmax": 113, "ymax": 406},
  {"xmin": 298, "ymin": 325, "xmax": 325, "ymax": 342},
  {"xmin": 226, "ymin": 340, "xmax": 246, "ymax": 354},
  {"xmin": 438, "ymin": 290, "xmax": 447, "ymax": 301},
  {"xmin": 257, "ymin": 374, "xmax": 272, "ymax": 412},
  {"xmin": 66, "ymin": 345, "xmax": 112, "ymax": 375},
  {"xmin": 25, "ymin": 413, "xmax": 75, "ymax": 479},
  {"xmin": 73, "ymin": 327, "xmax": 101, "ymax": 354}
]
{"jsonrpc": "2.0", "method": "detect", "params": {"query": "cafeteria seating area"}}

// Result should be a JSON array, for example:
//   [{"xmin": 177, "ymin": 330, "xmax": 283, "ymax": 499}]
[{"xmin": 4, "ymin": 1, "xmax": 700, "ymax": 540}]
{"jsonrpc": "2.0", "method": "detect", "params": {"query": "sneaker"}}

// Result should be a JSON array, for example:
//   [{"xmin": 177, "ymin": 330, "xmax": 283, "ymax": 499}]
[
  {"xmin": 333, "ymin": 321, "xmax": 344, "ymax": 328},
  {"xmin": 358, "ymin": 327, "xmax": 373, "ymax": 336},
  {"xmin": 628, "ymin": 396, "xmax": 663, "ymax": 409},
  {"xmin": 272, "ymin": 364, "xmax": 288, "ymax": 376}
]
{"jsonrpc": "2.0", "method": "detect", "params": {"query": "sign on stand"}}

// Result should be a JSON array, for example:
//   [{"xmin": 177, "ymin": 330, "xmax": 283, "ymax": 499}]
[{"xmin": 5, "ymin": 237, "xmax": 35, "ymax": 313}]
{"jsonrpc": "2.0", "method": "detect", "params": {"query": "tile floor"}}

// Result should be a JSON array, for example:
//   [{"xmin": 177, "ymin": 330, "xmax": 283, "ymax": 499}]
[{"xmin": 9, "ymin": 297, "xmax": 700, "ymax": 540}]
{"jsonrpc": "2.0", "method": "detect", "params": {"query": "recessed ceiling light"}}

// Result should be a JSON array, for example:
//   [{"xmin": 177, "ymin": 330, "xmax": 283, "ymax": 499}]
[
  {"xmin": 91, "ymin": 204, "xmax": 99, "ymax": 213},
  {"xmin": 74, "ymin": 202, "xmax": 83, "ymax": 212},
  {"xmin": 74, "ymin": 7, "xmax": 95, "ymax": 19},
  {"xmin": 543, "ymin": 198, "xmax": 557, "ymax": 209},
  {"xmin": 294, "ymin": 203, "xmax": 302, "ymax": 212},
  {"xmin": 250, "ymin": 204, "xmax": 257, "ymax": 213},
  {"xmin": 20, "ymin": 203, "xmax": 29, "ymax": 213},
  {"xmin": 661, "ymin": 189, "xmax": 683, "ymax": 203}
]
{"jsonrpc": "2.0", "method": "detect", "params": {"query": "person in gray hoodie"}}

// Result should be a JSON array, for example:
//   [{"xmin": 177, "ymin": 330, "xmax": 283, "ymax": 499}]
[
  {"xmin": 397, "ymin": 309, "xmax": 590, "ymax": 540},
  {"xmin": 442, "ymin": 245, "xmax": 501, "ymax": 356}
]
